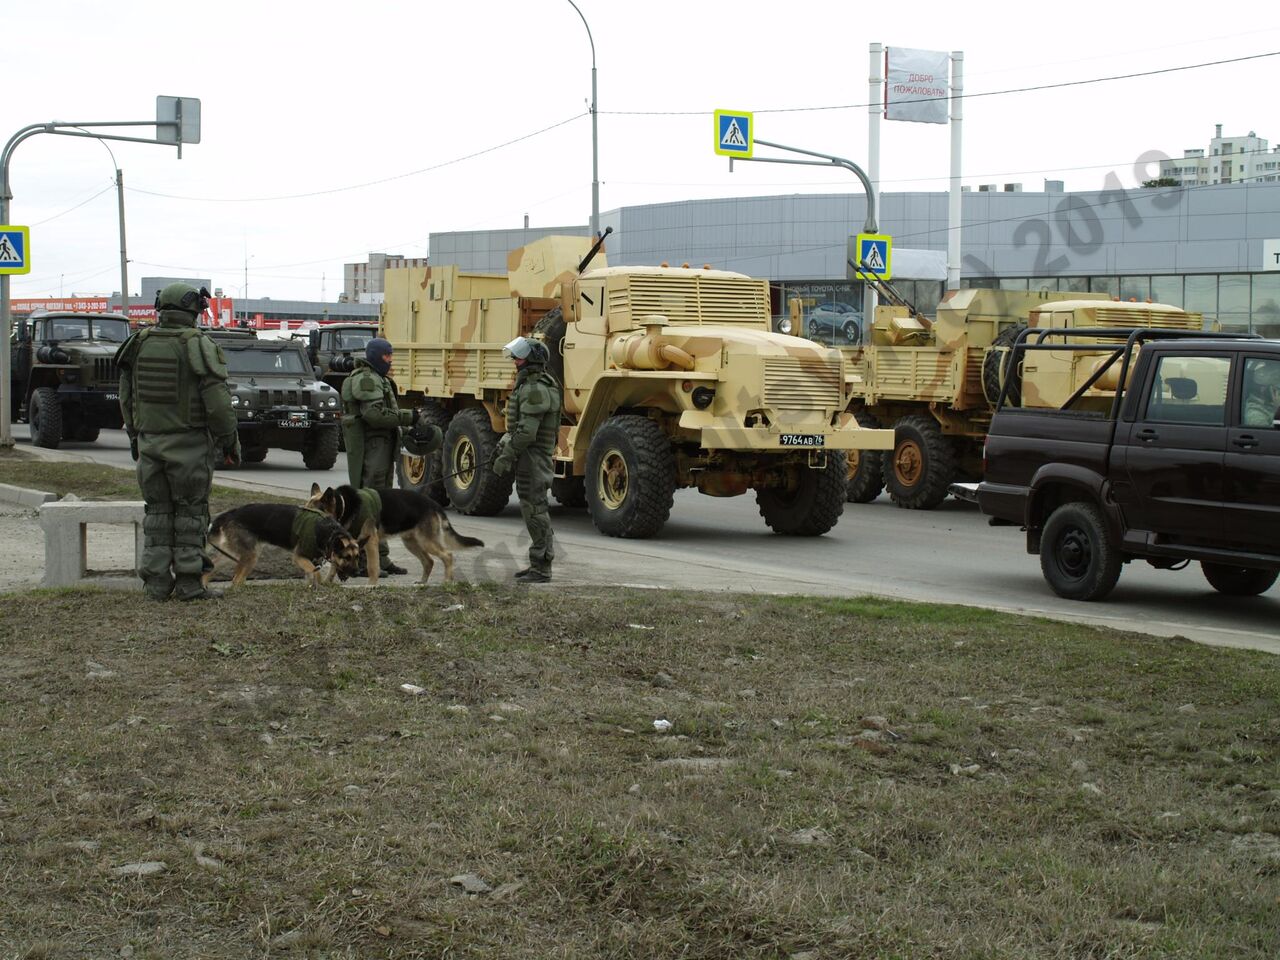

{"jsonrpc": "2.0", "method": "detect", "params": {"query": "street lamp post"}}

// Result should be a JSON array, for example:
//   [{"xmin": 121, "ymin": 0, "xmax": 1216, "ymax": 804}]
[
  {"xmin": 566, "ymin": 0, "xmax": 599, "ymax": 238},
  {"xmin": 83, "ymin": 133, "xmax": 130, "ymax": 323}
]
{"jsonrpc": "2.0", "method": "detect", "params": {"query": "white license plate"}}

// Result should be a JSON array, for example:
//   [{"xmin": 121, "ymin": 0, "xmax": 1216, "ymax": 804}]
[
  {"xmin": 283, "ymin": 414, "xmax": 310, "ymax": 427},
  {"xmin": 779, "ymin": 433, "xmax": 825, "ymax": 447}
]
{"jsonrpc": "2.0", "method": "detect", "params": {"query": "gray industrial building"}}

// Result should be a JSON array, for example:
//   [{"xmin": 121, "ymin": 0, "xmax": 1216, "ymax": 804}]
[{"xmin": 427, "ymin": 181, "xmax": 1280, "ymax": 338}]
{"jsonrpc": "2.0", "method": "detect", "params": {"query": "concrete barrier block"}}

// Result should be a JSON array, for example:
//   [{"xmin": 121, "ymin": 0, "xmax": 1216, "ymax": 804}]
[{"xmin": 38, "ymin": 500, "xmax": 147, "ymax": 588}]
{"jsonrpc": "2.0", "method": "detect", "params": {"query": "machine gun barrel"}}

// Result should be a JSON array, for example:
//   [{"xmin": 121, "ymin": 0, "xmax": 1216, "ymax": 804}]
[{"xmin": 577, "ymin": 225, "xmax": 614, "ymax": 274}]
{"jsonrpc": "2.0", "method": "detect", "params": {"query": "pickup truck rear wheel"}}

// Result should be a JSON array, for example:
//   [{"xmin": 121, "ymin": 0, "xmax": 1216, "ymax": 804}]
[
  {"xmin": 397, "ymin": 401, "xmax": 452, "ymax": 504},
  {"xmin": 1200, "ymin": 563, "xmax": 1278, "ymax": 596},
  {"xmin": 442, "ymin": 407, "xmax": 513, "ymax": 516},
  {"xmin": 846, "ymin": 411, "xmax": 885, "ymax": 503},
  {"xmin": 29, "ymin": 388, "xmax": 63, "ymax": 449},
  {"xmin": 1040, "ymin": 501, "xmax": 1122, "ymax": 601},
  {"xmin": 241, "ymin": 445, "xmax": 268, "ymax": 464},
  {"xmin": 885, "ymin": 415, "xmax": 956, "ymax": 510},
  {"xmin": 757, "ymin": 452, "xmax": 848, "ymax": 536},
  {"xmin": 586, "ymin": 415, "xmax": 676, "ymax": 538}
]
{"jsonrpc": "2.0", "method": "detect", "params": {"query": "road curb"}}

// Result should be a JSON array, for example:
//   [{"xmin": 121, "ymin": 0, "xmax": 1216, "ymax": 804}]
[{"xmin": 0, "ymin": 481, "xmax": 57, "ymax": 508}]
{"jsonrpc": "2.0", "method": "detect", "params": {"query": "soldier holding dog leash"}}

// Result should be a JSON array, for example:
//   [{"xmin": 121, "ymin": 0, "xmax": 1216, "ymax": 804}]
[{"xmin": 341, "ymin": 337, "xmax": 441, "ymax": 575}]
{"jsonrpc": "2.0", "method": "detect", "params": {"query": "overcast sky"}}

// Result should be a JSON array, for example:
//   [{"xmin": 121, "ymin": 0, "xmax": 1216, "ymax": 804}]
[{"xmin": 7, "ymin": 0, "xmax": 1280, "ymax": 301}]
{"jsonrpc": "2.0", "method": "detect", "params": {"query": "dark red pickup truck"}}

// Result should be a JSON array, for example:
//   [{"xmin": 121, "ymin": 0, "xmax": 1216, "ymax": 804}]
[{"xmin": 976, "ymin": 330, "xmax": 1280, "ymax": 601}]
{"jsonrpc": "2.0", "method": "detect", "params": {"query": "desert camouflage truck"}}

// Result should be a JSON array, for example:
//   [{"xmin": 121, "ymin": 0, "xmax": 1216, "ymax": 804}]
[
  {"xmin": 831, "ymin": 289, "xmax": 1203, "ymax": 509},
  {"xmin": 382, "ymin": 234, "xmax": 895, "ymax": 539},
  {"xmin": 9, "ymin": 311, "xmax": 129, "ymax": 447}
]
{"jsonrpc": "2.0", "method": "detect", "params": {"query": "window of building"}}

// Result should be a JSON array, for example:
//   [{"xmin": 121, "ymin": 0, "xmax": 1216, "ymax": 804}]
[
  {"xmin": 998, "ymin": 278, "xmax": 1028, "ymax": 291},
  {"xmin": 1183, "ymin": 275, "xmax": 1217, "ymax": 316},
  {"xmin": 1120, "ymin": 276, "xmax": 1151, "ymax": 302},
  {"xmin": 1089, "ymin": 276, "xmax": 1119, "ymax": 298},
  {"xmin": 1251, "ymin": 274, "xmax": 1280, "ymax": 339},
  {"xmin": 1028, "ymin": 277, "xmax": 1058, "ymax": 292},
  {"xmin": 1060, "ymin": 276, "xmax": 1089, "ymax": 293},
  {"xmin": 1151, "ymin": 275, "xmax": 1183, "ymax": 307},
  {"xmin": 1218, "ymin": 274, "xmax": 1250, "ymax": 331}
]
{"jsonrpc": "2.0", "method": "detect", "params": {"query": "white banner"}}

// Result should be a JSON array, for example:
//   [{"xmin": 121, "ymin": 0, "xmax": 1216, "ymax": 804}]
[
  {"xmin": 885, "ymin": 47, "xmax": 950, "ymax": 125},
  {"xmin": 1265, "ymin": 239, "xmax": 1280, "ymax": 271}
]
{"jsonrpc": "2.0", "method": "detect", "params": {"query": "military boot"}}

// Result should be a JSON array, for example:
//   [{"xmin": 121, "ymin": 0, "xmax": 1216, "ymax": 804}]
[
  {"xmin": 514, "ymin": 568, "xmax": 551, "ymax": 583},
  {"xmin": 175, "ymin": 577, "xmax": 223, "ymax": 601}
]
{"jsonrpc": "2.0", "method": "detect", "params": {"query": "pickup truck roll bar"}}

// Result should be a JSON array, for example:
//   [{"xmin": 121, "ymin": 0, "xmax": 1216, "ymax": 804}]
[{"xmin": 997, "ymin": 326, "xmax": 1262, "ymax": 417}]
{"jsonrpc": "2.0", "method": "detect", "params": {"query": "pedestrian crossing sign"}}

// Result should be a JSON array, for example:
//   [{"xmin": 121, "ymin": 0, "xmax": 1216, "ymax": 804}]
[
  {"xmin": 0, "ymin": 225, "xmax": 30, "ymax": 275},
  {"xmin": 714, "ymin": 109, "xmax": 753, "ymax": 158},
  {"xmin": 853, "ymin": 233, "xmax": 892, "ymax": 280}
]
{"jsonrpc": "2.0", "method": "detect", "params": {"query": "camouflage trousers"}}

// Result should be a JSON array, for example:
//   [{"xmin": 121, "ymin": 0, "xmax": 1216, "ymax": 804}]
[
  {"xmin": 515, "ymin": 452, "xmax": 555, "ymax": 575},
  {"xmin": 136, "ymin": 431, "xmax": 216, "ymax": 600}
]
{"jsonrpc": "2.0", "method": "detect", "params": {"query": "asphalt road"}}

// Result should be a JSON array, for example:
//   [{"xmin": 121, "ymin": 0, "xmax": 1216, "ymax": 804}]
[{"xmin": 10, "ymin": 425, "xmax": 1279, "ymax": 655}]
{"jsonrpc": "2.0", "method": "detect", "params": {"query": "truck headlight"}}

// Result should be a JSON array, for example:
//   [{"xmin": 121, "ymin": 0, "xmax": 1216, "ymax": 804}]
[
  {"xmin": 327, "ymin": 397, "xmax": 338, "ymax": 407},
  {"xmin": 777, "ymin": 317, "xmax": 793, "ymax": 335},
  {"xmin": 231, "ymin": 395, "xmax": 241, "ymax": 407}
]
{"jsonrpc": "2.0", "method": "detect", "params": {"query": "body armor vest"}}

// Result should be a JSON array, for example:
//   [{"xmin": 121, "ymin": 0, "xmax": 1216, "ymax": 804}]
[{"xmin": 133, "ymin": 328, "xmax": 205, "ymax": 434}]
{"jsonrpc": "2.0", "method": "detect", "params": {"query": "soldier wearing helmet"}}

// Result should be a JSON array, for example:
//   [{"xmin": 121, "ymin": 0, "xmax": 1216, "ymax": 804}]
[
  {"xmin": 492, "ymin": 336, "xmax": 561, "ymax": 582},
  {"xmin": 341, "ymin": 337, "xmax": 440, "ymax": 575},
  {"xmin": 115, "ymin": 282, "xmax": 240, "ymax": 601},
  {"xmin": 1243, "ymin": 359, "xmax": 1280, "ymax": 427}
]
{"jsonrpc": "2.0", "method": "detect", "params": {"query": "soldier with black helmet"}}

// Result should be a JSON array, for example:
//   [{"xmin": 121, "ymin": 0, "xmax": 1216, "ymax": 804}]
[
  {"xmin": 115, "ymin": 283, "xmax": 240, "ymax": 601},
  {"xmin": 341, "ymin": 336, "xmax": 440, "ymax": 575},
  {"xmin": 492, "ymin": 336, "xmax": 561, "ymax": 583}
]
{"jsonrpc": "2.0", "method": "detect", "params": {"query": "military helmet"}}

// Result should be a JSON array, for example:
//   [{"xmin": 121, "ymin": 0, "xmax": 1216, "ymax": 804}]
[
  {"xmin": 503, "ymin": 336, "xmax": 550, "ymax": 365},
  {"xmin": 155, "ymin": 282, "xmax": 210, "ymax": 316}
]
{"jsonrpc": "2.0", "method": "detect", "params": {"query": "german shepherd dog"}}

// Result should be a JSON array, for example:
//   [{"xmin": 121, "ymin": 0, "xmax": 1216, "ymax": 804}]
[
  {"xmin": 204, "ymin": 503, "xmax": 368, "ymax": 588},
  {"xmin": 306, "ymin": 483, "xmax": 485, "ymax": 585}
]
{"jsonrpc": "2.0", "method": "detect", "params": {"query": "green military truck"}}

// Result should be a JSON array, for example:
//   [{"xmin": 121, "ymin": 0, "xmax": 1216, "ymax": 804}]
[
  {"xmin": 9, "ymin": 311, "xmax": 129, "ymax": 448},
  {"xmin": 827, "ymin": 290, "xmax": 1203, "ymax": 510},
  {"xmin": 208, "ymin": 330, "xmax": 342, "ymax": 469},
  {"xmin": 305, "ymin": 322, "xmax": 378, "ymax": 393}
]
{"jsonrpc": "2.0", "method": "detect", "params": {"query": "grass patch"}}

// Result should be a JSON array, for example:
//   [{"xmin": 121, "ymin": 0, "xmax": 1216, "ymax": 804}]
[{"xmin": 0, "ymin": 584, "xmax": 1276, "ymax": 958}]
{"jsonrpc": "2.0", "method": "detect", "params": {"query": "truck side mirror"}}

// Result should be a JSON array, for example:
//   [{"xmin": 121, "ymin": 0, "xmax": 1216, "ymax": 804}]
[{"xmin": 16, "ymin": 320, "xmax": 29, "ymax": 341}]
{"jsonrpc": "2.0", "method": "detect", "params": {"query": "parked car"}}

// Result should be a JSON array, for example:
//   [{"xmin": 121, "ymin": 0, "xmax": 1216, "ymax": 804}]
[
  {"xmin": 806, "ymin": 302, "xmax": 863, "ymax": 345},
  {"xmin": 975, "ymin": 328, "xmax": 1279, "ymax": 601}
]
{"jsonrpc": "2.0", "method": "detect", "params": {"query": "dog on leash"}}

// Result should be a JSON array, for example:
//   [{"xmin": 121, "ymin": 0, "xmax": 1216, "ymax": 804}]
[
  {"xmin": 305, "ymin": 483, "xmax": 484, "ymax": 585},
  {"xmin": 204, "ymin": 503, "xmax": 368, "ymax": 588}
]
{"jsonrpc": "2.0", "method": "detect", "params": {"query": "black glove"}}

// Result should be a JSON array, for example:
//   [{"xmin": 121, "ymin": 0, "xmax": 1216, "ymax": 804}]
[{"xmin": 128, "ymin": 432, "xmax": 139, "ymax": 462}]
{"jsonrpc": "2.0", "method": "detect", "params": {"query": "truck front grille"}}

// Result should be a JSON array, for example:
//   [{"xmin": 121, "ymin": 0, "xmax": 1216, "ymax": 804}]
[
  {"xmin": 258, "ymin": 389, "xmax": 312, "ymax": 407},
  {"xmin": 94, "ymin": 358, "xmax": 118, "ymax": 383},
  {"xmin": 617, "ymin": 274, "xmax": 771, "ymax": 325},
  {"xmin": 763, "ymin": 356, "xmax": 842, "ymax": 412}
]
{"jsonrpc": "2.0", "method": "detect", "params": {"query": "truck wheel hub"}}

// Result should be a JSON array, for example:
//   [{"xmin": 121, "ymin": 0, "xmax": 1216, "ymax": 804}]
[
  {"xmin": 402, "ymin": 453, "xmax": 426, "ymax": 485},
  {"xmin": 1059, "ymin": 529, "xmax": 1090, "ymax": 577},
  {"xmin": 598, "ymin": 449, "xmax": 629, "ymax": 510},
  {"xmin": 451, "ymin": 437, "xmax": 477, "ymax": 491},
  {"xmin": 892, "ymin": 440, "xmax": 924, "ymax": 486}
]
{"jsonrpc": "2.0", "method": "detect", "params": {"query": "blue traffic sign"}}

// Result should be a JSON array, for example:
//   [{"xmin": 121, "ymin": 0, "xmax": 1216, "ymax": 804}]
[
  {"xmin": 714, "ymin": 109, "xmax": 753, "ymax": 158},
  {"xmin": 854, "ymin": 233, "xmax": 892, "ymax": 280},
  {"xmin": 0, "ymin": 226, "xmax": 30, "ymax": 275}
]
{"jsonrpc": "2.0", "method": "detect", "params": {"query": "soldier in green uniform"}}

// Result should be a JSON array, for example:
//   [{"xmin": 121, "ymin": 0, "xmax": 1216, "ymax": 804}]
[
  {"xmin": 116, "ymin": 283, "xmax": 241, "ymax": 601},
  {"xmin": 340, "ymin": 337, "xmax": 439, "ymax": 575},
  {"xmin": 492, "ymin": 336, "xmax": 561, "ymax": 583}
]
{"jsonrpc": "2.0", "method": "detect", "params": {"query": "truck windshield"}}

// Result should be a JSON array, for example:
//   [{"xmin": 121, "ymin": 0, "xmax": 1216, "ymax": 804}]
[
  {"xmin": 43, "ymin": 318, "xmax": 129, "ymax": 343},
  {"xmin": 331, "ymin": 330, "xmax": 373, "ymax": 351},
  {"xmin": 226, "ymin": 348, "xmax": 310, "ymax": 375}
]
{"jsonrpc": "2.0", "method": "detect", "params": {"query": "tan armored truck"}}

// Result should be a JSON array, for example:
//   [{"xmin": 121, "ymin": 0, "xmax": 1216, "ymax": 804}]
[
  {"xmin": 381, "ymin": 234, "xmax": 894, "ymax": 539},
  {"xmin": 832, "ymin": 290, "xmax": 1204, "ymax": 509}
]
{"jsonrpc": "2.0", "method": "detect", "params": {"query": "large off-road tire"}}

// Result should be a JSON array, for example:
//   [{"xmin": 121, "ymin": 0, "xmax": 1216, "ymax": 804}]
[
  {"xmin": 983, "ymin": 323, "xmax": 1028, "ymax": 407},
  {"xmin": 846, "ymin": 411, "xmax": 885, "ymax": 503},
  {"xmin": 442, "ymin": 407, "xmax": 513, "ymax": 515},
  {"xmin": 397, "ymin": 400, "xmax": 451, "ymax": 504},
  {"xmin": 1200, "ymin": 563, "xmax": 1278, "ymax": 596},
  {"xmin": 242, "ymin": 445, "xmax": 269, "ymax": 464},
  {"xmin": 29, "ymin": 387, "xmax": 63, "ymax": 449},
  {"xmin": 884, "ymin": 415, "xmax": 957, "ymax": 510},
  {"xmin": 586, "ymin": 415, "xmax": 677, "ymax": 539},
  {"xmin": 552, "ymin": 475, "xmax": 587, "ymax": 508},
  {"xmin": 1040, "ymin": 501, "xmax": 1122, "ymax": 601},
  {"xmin": 757, "ymin": 452, "xmax": 848, "ymax": 536},
  {"xmin": 302, "ymin": 425, "xmax": 340, "ymax": 470}
]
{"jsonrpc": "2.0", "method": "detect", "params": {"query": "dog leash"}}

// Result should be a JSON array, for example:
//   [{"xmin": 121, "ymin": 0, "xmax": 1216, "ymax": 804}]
[{"xmin": 209, "ymin": 541, "xmax": 241, "ymax": 564}]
